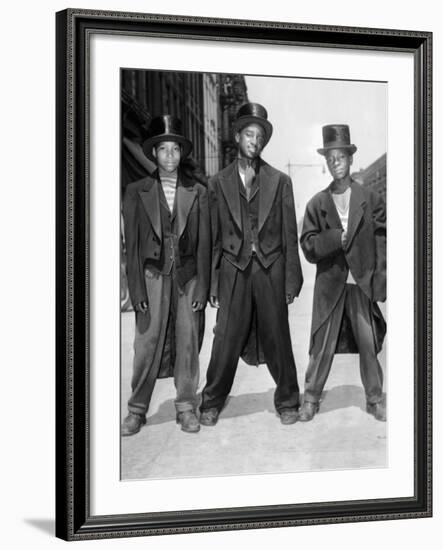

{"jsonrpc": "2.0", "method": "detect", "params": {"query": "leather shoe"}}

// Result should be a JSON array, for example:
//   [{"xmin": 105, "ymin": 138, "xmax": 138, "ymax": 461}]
[
  {"xmin": 366, "ymin": 401, "xmax": 386, "ymax": 422},
  {"xmin": 279, "ymin": 408, "xmax": 298, "ymax": 425},
  {"xmin": 200, "ymin": 407, "xmax": 219, "ymax": 426},
  {"xmin": 298, "ymin": 401, "xmax": 319, "ymax": 422},
  {"xmin": 176, "ymin": 410, "xmax": 200, "ymax": 433},
  {"xmin": 121, "ymin": 412, "xmax": 146, "ymax": 436}
]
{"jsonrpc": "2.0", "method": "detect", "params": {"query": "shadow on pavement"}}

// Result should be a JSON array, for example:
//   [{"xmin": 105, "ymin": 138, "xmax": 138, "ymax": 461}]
[
  {"xmin": 214, "ymin": 389, "xmax": 276, "ymax": 419},
  {"xmin": 318, "ymin": 385, "xmax": 386, "ymax": 414},
  {"xmin": 145, "ymin": 385, "xmax": 386, "ymax": 426},
  {"xmin": 146, "ymin": 389, "xmax": 276, "ymax": 426},
  {"xmin": 145, "ymin": 399, "xmax": 176, "ymax": 426},
  {"xmin": 318, "ymin": 385, "xmax": 366, "ymax": 414}
]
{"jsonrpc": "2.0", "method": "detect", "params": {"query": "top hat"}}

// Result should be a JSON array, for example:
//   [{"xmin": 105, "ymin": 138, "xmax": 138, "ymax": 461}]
[
  {"xmin": 317, "ymin": 124, "xmax": 357, "ymax": 156},
  {"xmin": 142, "ymin": 115, "xmax": 193, "ymax": 161},
  {"xmin": 232, "ymin": 102, "xmax": 273, "ymax": 145}
]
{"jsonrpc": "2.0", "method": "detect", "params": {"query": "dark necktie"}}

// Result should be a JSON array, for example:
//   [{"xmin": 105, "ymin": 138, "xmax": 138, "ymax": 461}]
[{"xmin": 238, "ymin": 159, "xmax": 256, "ymax": 199}]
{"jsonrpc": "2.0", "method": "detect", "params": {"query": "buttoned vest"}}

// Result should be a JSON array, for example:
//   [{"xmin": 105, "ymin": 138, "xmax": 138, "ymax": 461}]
[
  {"xmin": 144, "ymin": 182, "xmax": 180, "ymax": 276},
  {"xmin": 224, "ymin": 172, "xmax": 264, "ymax": 270}
]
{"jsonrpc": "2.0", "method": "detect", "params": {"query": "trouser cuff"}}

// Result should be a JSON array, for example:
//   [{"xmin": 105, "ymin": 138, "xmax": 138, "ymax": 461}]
[
  {"xmin": 302, "ymin": 392, "xmax": 320, "ymax": 404},
  {"xmin": 127, "ymin": 406, "xmax": 146, "ymax": 416},
  {"xmin": 175, "ymin": 401, "xmax": 197, "ymax": 413},
  {"xmin": 366, "ymin": 394, "xmax": 383, "ymax": 405}
]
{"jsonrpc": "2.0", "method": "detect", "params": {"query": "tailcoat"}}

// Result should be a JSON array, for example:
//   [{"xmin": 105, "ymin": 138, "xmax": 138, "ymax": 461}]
[
  {"xmin": 300, "ymin": 179, "xmax": 386, "ymax": 355},
  {"xmin": 200, "ymin": 158, "xmax": 303, "ymax": 413},
  {"xmin": 209, "ymin": 159, "xmax": 303, "ymax": 302},
  {"xmin": 123, "ymin": 170, "xmax": 210, "ymax": 308},
  {"xmin": 123, "ymin": 170, "xmax": 210, "ymax": 379}
]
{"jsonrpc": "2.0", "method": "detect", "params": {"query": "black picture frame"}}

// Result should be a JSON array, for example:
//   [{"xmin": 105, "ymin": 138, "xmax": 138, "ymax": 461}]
[{"xmin": 55, "ymin": 8, "xmax": 432, "ymax": 541}]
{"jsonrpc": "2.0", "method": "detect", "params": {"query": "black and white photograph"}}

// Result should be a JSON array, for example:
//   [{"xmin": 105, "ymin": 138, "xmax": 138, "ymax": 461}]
[
  {"xmin": 120, "ymin": 69, "xmax": 387, "ymax": 481},
  {"xmin": 1, "ymin": 0, "xmax": 439, "ymax": 547},
  {"xmin": 52, "ymin": 6, "xmax": 432, "ymax": 542}
]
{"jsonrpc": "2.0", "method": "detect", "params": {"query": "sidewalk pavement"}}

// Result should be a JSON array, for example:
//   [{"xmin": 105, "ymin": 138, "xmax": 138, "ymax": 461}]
[{"xmin": 121, "ymin": 260, "xmax": 387, "ymax": 480}]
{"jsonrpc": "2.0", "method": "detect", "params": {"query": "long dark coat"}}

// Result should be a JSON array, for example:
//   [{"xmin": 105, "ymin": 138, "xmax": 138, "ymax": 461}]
[
  {"xmin": 123, "ymin": 171, "xmax": 210, "ymax": 308},
  {"xmin": 300, "ymin": 180, "xmax": 386, "ymax": 354},
  {"xmin": 209, "ymin": 158, "xmax": 303, "ymax": 365},
  {"xmin": 122, "ymin": 170, "xmax": 210, "ymax": 376}
]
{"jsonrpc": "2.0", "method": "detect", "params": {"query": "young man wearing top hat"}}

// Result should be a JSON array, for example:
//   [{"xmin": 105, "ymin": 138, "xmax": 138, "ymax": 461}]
[
  {"xmin": 298, "ymin": 124, "xmax": 387, "ymax": 422},
  {"xmin": 121, "ymin": 115, "xmax": 210, "ymax": 436},
  {"xmin": 199, "ymin": 102, "xmax": 304, "ymax": 426}
]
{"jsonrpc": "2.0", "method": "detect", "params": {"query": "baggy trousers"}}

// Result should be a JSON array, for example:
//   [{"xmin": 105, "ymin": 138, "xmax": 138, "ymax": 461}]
[
  {"xmin": 200, "ymin": 254, "xmax": 300, "ymax": 414},
  {"xmin": 303, "ymin": 283, "xmax": 384, "ymax": 405},
  {"xmin": 127, "ymin": 269, "xmax": 200, "ymax": 416}
]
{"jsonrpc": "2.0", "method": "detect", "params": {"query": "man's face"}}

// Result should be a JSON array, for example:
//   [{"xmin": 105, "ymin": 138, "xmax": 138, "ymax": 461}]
[
  {"xmin": 235, "ymin": 123, "xmax": 265, "ymax": 160},
  {"xmin": 325, "ymin": 148, "xmax": 353, "ymax": 180},
  {"xmin": 153, "ymin": 141, "xmax": 181, "ymax": 172}
]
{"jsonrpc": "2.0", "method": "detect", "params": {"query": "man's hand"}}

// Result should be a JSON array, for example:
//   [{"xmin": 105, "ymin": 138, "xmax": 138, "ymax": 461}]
[
  {"xmin": 192, "ymin": 301, "xmax": 204, "ymax": 312},
  {"xmin": 209, "ymin": 295, "xmax": 220, "ymax": 308},
  {"xmin": 341, "ymin": 230, "xmax": 348, "ymax": 249},
  {"xmin": 135, "ymin": 301, "xmax": 149, "ymax": 313},
  {"xmin": 286, "ymin": 294, "xmax": 295, "ymax": 305}
]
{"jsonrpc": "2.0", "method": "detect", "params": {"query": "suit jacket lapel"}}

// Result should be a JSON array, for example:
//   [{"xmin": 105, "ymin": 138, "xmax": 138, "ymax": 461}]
[
  {"xmin": 138, "ymin": 178, "xmax": 162, "ymax": 240},
  {"xmin": 345, "ymin": 181, "xmax": 366, "ymax": 249},
  {"xmin": 219, "ymin": 162, "xmax": 242, "ymax": 231},
  {"xmin": 258, "ymin": 164, "xmax": 279, "ymax": 232},
  {"xmin": 175, "ymin": 184, "xmax": 197, "ymax": 239}
]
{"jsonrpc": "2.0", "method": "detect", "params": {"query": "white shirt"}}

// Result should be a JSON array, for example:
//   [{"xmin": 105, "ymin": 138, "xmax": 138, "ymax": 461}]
[
  {"xmin": 239, "ymin": 170, "xmax": 246, "ymax": 187},
  {"xmin": 238, "ymin": 166, "xmax": 256, "ymax": 252},
  {"xmin": 331, "ymin": 187, "xmax": 356, "ymax": 285}
]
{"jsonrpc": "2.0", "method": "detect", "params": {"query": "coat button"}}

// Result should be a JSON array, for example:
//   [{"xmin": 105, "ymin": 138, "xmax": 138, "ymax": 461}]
[{"xmin": 230, "ymin": 244, "xmax": 234, "ymax": 250}]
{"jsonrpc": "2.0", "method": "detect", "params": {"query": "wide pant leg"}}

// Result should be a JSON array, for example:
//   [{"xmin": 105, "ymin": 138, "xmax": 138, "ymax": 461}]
[
  {"xmin": 345, "ymin": 285, "xmax": 384, "ymax": 405},
  {"xmin": 173, "ymin": 276, "xmax": 201, "ymax": 413},
  {"xmin": 128, "ymin": 271, "xmax": 171, "ymax": 415},
  {"xmin": 303, "ymin": 284, "xmax": 384, "ymax": 405},
  {"xmin": 252, "ymin": 256, "xmax": 300, "ymax": 412},
  {"xmin": 200, "ymin": 258, "xmax": 253, "ymax": 412},
  {"xmin": 201, "ymin": 255, "xmax": 300, "ymax": 413},
  {"xmin": 303, "ymin": 289, "xmax": 346, "ymax": 404}
]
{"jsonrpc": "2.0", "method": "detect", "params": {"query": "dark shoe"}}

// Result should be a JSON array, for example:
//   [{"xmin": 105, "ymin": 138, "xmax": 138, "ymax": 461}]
[
  {"xmin": 121, "ymin": 412, "xmax": 146, "ymax": 436},
  {"xmin": 279, "ymin": 408, "xmax": 298, "ymax": 425},
  {"xmin": 176, "ymin": 410, "xmax": 200, "ymax": 433},
  {"xmin": 200, "ymin": 407, "xmax": 219, "ymax": 426},
  {"xmin": 298, "ymin": 401, "xmax": 319, "ymax": 422},
  {"xmin": 366, "ymin": 401, "xmax": 386, "ymax": 422}
]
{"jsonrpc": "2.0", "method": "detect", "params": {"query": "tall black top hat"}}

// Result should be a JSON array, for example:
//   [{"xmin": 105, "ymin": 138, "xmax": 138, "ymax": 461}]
[
  {"xmin": 143, "ymin": 115, "xmax": 193, "ymax": 161},
  {"xmin": 232, "ymin": 102, "xmax": 273, "ymax": 145},
  {"xmin": 317, "ymin": 124, "xmax": 357, "ymax": 156}
]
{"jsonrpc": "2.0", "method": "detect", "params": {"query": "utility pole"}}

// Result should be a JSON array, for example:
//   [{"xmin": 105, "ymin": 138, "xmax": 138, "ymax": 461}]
[
  {"xmin": 286, "ymin": 160, "xmax": 325, "ymax": 176},
  {"xmin": 285, "ymin": 161, "xmax": 326, "ymax": 215}
]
